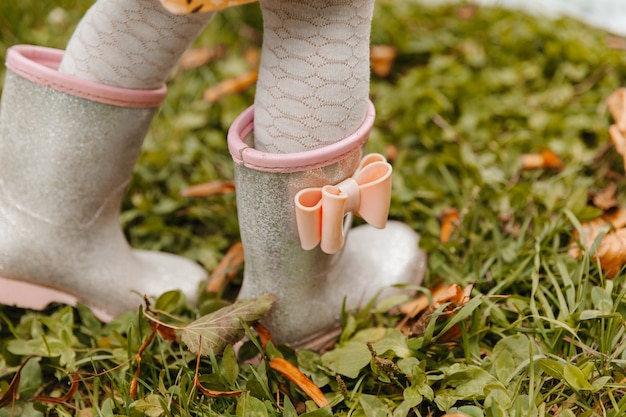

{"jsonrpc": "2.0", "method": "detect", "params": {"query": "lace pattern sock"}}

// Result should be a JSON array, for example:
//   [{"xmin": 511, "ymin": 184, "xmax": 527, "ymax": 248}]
[
  {"xmin": 253, "ymin": 0, "xmax": 375, "ymax": 153},
  {"xmin": 59, "ymin": 0, "xmax": 213, "ymax": 89}
]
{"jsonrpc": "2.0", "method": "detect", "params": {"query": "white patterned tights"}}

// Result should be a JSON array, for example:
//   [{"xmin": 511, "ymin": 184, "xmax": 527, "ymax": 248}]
[{"xmin": 59, "ymin": 0, "xmax": 374, "ymax": 152}]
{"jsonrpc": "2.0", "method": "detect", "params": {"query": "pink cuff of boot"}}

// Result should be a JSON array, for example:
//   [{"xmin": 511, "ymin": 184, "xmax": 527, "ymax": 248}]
[
  {"xmin": 227, "ymin": 100, "xmax": 376, "ymax": 173},
  {"xmin": 5, "ymin": 45, "xmax": 167, "ymax": 108}
]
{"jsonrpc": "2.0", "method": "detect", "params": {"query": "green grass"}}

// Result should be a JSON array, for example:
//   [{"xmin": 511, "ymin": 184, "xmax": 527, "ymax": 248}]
[{"xmin": 3, "ymin": 1, "xmax": 626, "ymax": 416}]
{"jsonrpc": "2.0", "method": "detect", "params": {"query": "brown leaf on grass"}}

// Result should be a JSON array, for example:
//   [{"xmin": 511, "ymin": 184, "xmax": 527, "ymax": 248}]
[
  {"xmin": 0, "ymin": 355, "xmax": 37, "ymax": 408},
  {"xmin": 521, "ymin": 149, "xmax": 563, "ymax": 171},
  {"xmin": 244, "ymin": 47, "xmax": 261, "ymax": 66},
  {"xmin": 607, "ymin": 88, "xmax": 626, "ymax": 133},
  {"xmin": 193, "ymin": 340, "xmax": 245, "ymax": 398},
  {"xmin": 592, "ymin": 230, "xmax": 626, "ymax": 277},
  {"xmin": 607, "ymin": 36, "xmax": 626, "ymax": 51},
  {"xmin": 180, "ymin": 179, "xmax": 236, "ymax": 198},
  {"xmin": 269, "ymin": 357, "xmax": 330, "ymax": 409},
  {"xmin": 385, "ymin": 144, "xmax": 398, "ymax": 163},
  {"xmin": 130, "ymin": 326, "xmax": 158, "ymax": 399},
  {"xmin": 252, "ymin": 322, "xmax": 272, "ymax": 350},
  {"xmin": 440, "ymin": 207, "xmax": 460, "ymax": 243},
  {"xmin": 149, "ymin": 319, "xmax": 177, "ymax": 342},
  {"xmin": 569, "ymin": 208, "xmax": 626, "ymax": 278},
  {"xmin": 206, "ymin": 242, "xmax": 245, "ymax": 294},
  {"xmin": 179, "ymin": 45, "xmax": 226, "ymax": 71},
  {"xmin": 31, "ymin": 373, "xmax": 79, "ymax": 405},
  {"xmin": 370, "ymin": 45, "xmax": 397, "ymax": 78},
  {"xmin": 456, "ymin": 4, "xmax": 477, "ymax": 20},
  {"xmin": 608, "ymin": 125, "xmax": 626, "ymax": 169},
  {"xmin": 592, "ymin": 182, "xmax": 619, "ymax": 211},
  {"xmin": 397, "ymin": 283, "xmax": 473, "ymax": 337},
  {"xmin": 181, "ymin": 294, "xmax": 276, "ymax": 356},
  {"xmin": 203, "ymin": 70, "xmax": 258, "ymax": 103}
]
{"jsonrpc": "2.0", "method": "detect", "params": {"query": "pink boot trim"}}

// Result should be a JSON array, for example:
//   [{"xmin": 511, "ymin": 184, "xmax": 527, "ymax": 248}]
[
  {"xmin": 227, "ymin": 100, "xmax": 375, "ymax": 173},
  {"xmin": 6, "ymin": 45, "xmax": 167, "ymax": 108}
]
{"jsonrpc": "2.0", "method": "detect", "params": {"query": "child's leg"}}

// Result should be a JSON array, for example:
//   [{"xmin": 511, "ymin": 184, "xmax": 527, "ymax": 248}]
[
  {"xmin": 59, "ymin": 0, "xmax": 213, "ymax": 88},
  {"xmin": 231, "ymin": 0, "xmax": 425, "ymax": 343},
  {"xmin": 253, "ymin": 0, "xmax": 374, "ymax": 153}
]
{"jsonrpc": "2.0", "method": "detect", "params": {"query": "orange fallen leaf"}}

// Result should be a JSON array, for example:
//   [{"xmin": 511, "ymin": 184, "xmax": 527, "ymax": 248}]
[
  {"xmin": 204, "ymin": 70, "xmax": 258, "ymax": 103},
  {"xmin": 569, "ymin": 207, "xmax": 626, "ymax": 278},
  {"xmin": 161, "ymin": 0, "xmax": 256, "ymax": 15},
  {"xmin": 130, "ymin": 326, "xmax": 158, "ymax": 399},
  {"xmin": 608, "ymin": 124, "xmax": 626, "ymax": 169},
  {"xmin": 31, "ymin": 373, "xmax": 80, "ymax": 405},
  {"xmin": 385, "ymin": 143, "xmax": 398, "ymax": 163},
  {"xmin": 205, "ymin": 242, "xmax": 245, "ymax": 294},
  {"xmin": 607, "ymin": 36, "xmax": 626, "ymax": 51},
  {"xmin": 252, "ymin": 322, "xmax": 272, "ymax": 350},
  {"xmin": 269, "ymin": 357, "xmax": 330, "ymax": 409},
  {"xmin": 181, "ymin": 179, "xmax": 236, "ymax": 198},
  {"xmin": 592, "ymin": 230, "xmax": 626, "ymax": 277},
  {"xmin": 399, "ymin": 283, "xmax": 463, "ymax": 318},
  {"xmin": 592, "ymin": 182, "xmax": 618, "ymax": 211},
  {"xmin": 456, "ymin": 4, "xmax": 477, "ymax": 20},
  {"xmin": 179, "ymin": 45, "xmax": 226, "ymax": 71},
  {"xmin": 398, "ymin": 283, "xmax": 473, "ymax": 337},
  {"xmin": 149, "ymin": 319, "xmax": 177, "ymax": 342},
  {"xmin": 521, "ymin": 149, "xmax": 563, "ymax": 171},
  {"xmin": 193, "ymin": 338, "xmax": 246, "ymax": 397},
  {"xmin": 244, "ymin": 47, "xmax": 261, "ymax": 66},
  {"xmin": 607, "ymin": 88, "xmax": 626, "ymax": 133},
  {"xmin": 0, "ymin": 355, "xmax": 37, "ymax": 408},
  {"xmin": 440, "ymin": 207, "xmax": 459, "ymax": 243},
  {"xmin": 370, "ymin": 45, "xmax": 397, "ymax": 78}
]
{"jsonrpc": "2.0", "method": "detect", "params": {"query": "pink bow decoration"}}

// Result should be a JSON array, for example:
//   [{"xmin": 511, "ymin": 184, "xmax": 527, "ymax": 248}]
[{"xmin": 294, "ymin": 153, "xmax": 392, "ymax": 254}]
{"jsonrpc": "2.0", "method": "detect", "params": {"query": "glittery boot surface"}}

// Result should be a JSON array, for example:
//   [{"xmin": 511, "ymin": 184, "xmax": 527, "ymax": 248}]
[{"xmin": 0, "ymin": 57, "xmax": 207, "ymax": 317}]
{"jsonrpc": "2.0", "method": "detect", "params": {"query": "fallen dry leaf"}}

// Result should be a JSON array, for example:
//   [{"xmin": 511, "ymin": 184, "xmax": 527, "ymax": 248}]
[
  {"xmin": 31, "ymin": 373, "xmax": 80, "ymax": 405},
  {"xmin": 521, "ymin": 149, "xmax": 563, "ymax": 171},
  {"xmin": 398, "ymin": 283, "xmax": 473, "ymax": 337},
  {"xmin": 180, "ymin": 179, "xmax": 235, "ymax": 198},
  {"xmin": 370, "ymin": 45, "xmax": 397, "ymax": 78},
  {"xmin": 570, "ymin": 207, "xmax": 626, "ymax": 277},
  {"xmin": 440, "ymin": 207, "xmax": 460, "ymax": 243},
  {"xmin": 181, "ymin": 294, "xmax": 276, "ymax": 356},
  {"xmin": 149, "ymin": 318, "xmax": 177, "ymax": 342},
  {"xmin": 179, "ymin": 45, "xmax": 226, "ymax": 71},
  {"xmin": 607, "ymin": 88, "xmax": 626, "ymax": 133},
  {"xmin": 608, "ymin": 124, "xmax": 626, "ymax": 169},
  {"xmin": 607, "ymin": 36, "xmax": 626, "ymax": 51},
  {"xmin": 399, "ymin": 283, "xmax": 462, "ymax": 318},
  {"xmin": 569, "ymin": 207, "xmax": 626, "ymax": 248},
  {"xmin": 244, "ymin": 47, "xmax": 261, "ymax": 66},
  {"xmin": 385, "ymin": 143, "xmax": 398, "ymax": 162},
  {"xmin": 252, "ymin": 322, "xmax": 272, "ymax": 350},
  {"xmin": 592, "ymin": 182, "xmax": 619, "ymax": 211},
  {"xmin": 206, "ymin": 242, "xmax": 244, "ymax": 294},
  {"xmin": 569, "ymin": 208, "xmax": 626, "ymax": 278},
  {"xmin": 193, "ymin": 340, "xmax": 245, "ymax": 397},
  {"xmin": 592, "ymin": 230, "xmax": 626, "ymax": 277},
  {"xmin": 0, "ymin": 355, "xmax": 37, "ymax": 408},
  {"xmin": 269, "ymin": 357, "xmax": 330, "ymax": 409},
  {"xmin": 456, "ymin": 4, "xmax": 477, "ymax": 20},
  {"xmin": 204, "ymin": 70, "xmax": 258, "ymax": 103},
  {"xmin": 130, "ymin": 326, "xmax": 158, "ymax": 398}
]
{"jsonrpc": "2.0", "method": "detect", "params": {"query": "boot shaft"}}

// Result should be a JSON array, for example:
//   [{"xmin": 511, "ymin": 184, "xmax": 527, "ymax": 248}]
[{"xmin": 0, "ymin": 46, "xmax": 165, "ymax": 227}]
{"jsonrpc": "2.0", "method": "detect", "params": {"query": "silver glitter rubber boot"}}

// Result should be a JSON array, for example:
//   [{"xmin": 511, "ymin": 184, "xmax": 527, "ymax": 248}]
[
  {"xmin": 228, "ymin": 102, "xmax": 427, "ymax": 344},
  {"xmin": 0, "ymin": 45, "xmax": 207, "ymax": 319}
]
